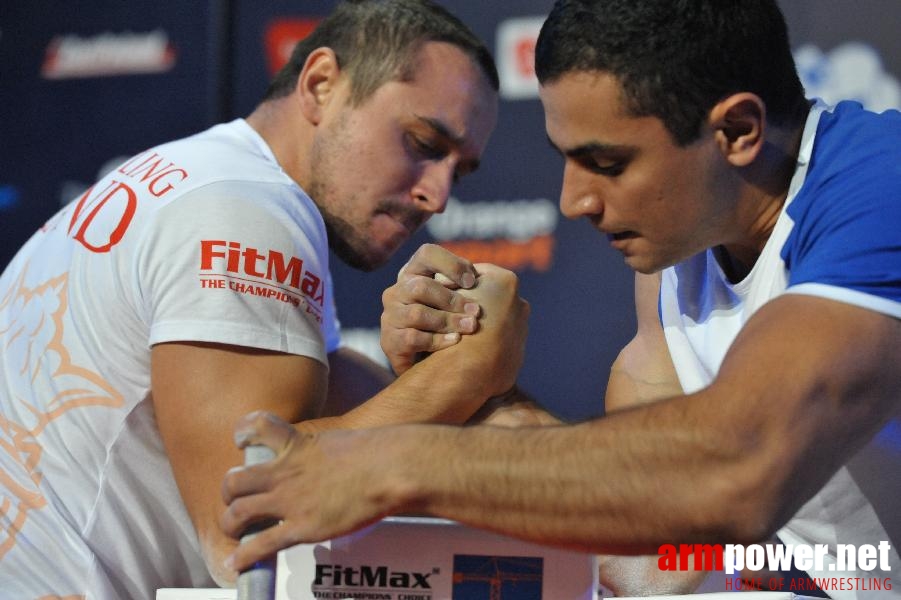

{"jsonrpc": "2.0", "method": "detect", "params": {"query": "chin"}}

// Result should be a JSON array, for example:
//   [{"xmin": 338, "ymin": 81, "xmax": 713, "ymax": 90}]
[
  {"xmin": 623, "ymin": 255, "xmax": 669, "ymax": 275},
  {"xmin": 329, "ymin": 239, "xmax": 388, "ymax": 272}
]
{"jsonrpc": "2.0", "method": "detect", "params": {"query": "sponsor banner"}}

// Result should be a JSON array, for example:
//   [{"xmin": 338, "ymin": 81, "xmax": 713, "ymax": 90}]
[
  {"xmin": 264, "ymin": 18, "xmax": 322, "ymax": 76},
  {"xmin": 41, "ymin": 30, "xmax": 177, "ymax": 80},
  {"xmin": 277, "ymin": 516, "xmax": 597, "ymax": 599},
  {"xmin": 426, "ymin": 197, "xmax": 558, "ymax": 273},
  {"xmin": 494, "ymin": 15, "xmax": 901, "ymax": 110},
  {"xmin": 495, "ymin": 16, "xmax": 544, "ymax": 100}
]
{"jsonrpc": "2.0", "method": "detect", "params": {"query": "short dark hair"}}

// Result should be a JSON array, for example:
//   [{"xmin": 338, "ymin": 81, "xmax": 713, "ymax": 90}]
[
  {"xmin": 535, "ymin": 0, "xmax": 809, "ymax": 145},
  {"xmin": 265, "ymin": 0, "xmax": 498, "ymax": 105}
]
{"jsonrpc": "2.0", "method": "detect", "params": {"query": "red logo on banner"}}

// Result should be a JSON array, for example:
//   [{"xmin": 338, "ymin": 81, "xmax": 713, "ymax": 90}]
[
  {"xmin": 514, "ymin": 37, "xmax": 536, "ymax": 78},
  {"xmin": 265, "ymin": 18, "xmax": 322, "ymax": 75},
  {"xmin": 495, "ymin": 16, "xmax": 543, "ymax": 100}
]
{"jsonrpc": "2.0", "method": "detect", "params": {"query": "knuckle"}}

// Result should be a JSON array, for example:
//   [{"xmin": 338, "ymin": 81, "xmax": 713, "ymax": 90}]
[
  {"xmin": 217, "ymin": 509, "xmax": 233, "ymax": 534},
  {"xmin": 252, "ymin": 411, "xmax": 279, "ymax": 431},
  {"xmin": 241, "ymin": 410, "xmax": 270, "ymax": 431},
  {"xmin": 496, "ymin": 267, "xmax": 517, "ymax": 285},
  {"xmin": 430, "ymin": 333, "xmax": 452, "ymax": 351},
  {"xmin": 401, "ymin": 328, "xmax": 425, "ymax": 349},
  {"xmin": 407, "ymin": 277, "xmax": 431, "ymax": 297},
  {"xmin": 222, "ymin": 469, "xmax": 240, "ymax": 495},
  {"xmin": 381, "ymin": 286, "xmax": 398, "ymax": 305},
  {"xmin": 406, "ymin": 304, "xmax": 423, "ymax": 321},
  {"xmin": 228, "ymin": 497, "xmax": 252, "ymax": 525},
  {"xmin": 381, "ymin": 317, "xmax": 405, "ymax": 338},
  {"xmin": 389, "ymin": 359, "xmax": 410, "ymax": 376},
  {"xmin": 445, "ymin": 289, "xmax": 464, "ymax": 309},
  {"xmin": 380, "ymin": 330, "xmax": 398, "ymax": 351}
]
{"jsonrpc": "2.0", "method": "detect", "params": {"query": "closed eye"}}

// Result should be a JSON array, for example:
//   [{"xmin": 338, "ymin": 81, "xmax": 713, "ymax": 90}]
[
  {"xmin": 584, "ymin": 158, "xmax": 625, "ymax": 177},
  {"xmin": 573, "ymin": 148, "xmax": 628, "ymax": 177},
  {"xmin": 405, "ymin": 132, "xmax": 473, "ymax": 184},
  {"xmin": 406, "ymin": 132, "xmax": 447, "ymax": 161},
  {"xmin": 548, "ymin": 135, "xmax": 633, "ymax": 178}
]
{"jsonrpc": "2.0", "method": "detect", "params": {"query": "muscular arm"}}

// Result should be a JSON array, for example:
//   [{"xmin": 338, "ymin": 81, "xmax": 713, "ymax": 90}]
[
  {"xmin": 605, "ymin": 272, "xmax": 682, "ymax": 411},
  {"xmin": 393, "ymin": 295, "xmax": 901, "ymax": 549},
  {"xmin": 223, "ymin": 293, "xmax": 901, "ymax": 569},
  {"xmin": 299, "ymin": 263, "xmax": 529, "ymax": 433},
  {"xmin": 600, "ymin": 272, "xmax": 712, "ymax": 595},
  {"xmin": 151, "ymin": 342, "xmax": 329, "ymax": 586},
  {"xmin": 157, "ymin": 263, "xmax": 527, "ymax": 584}
]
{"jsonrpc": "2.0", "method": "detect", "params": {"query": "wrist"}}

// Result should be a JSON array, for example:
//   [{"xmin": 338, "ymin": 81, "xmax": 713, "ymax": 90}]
[
  {"xmin": 453, "ymin": 342, "xmax": 518, "ymax": 398},
  {"xmin": 370, "ymin": 425, "xmax": 440, "ymax": 515}
]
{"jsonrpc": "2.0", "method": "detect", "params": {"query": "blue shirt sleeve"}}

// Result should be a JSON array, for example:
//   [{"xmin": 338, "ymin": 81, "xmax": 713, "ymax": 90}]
[{"xmin": 782, "ymin": 102, "xmax": 901, "ymax": 314}]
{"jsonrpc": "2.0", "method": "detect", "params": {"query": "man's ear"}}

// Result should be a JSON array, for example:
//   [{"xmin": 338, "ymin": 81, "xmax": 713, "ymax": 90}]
[
  {"xmin": 709, "ymin": 93, "xmax": 766, "ymax": 167},
  {"xmin": 296, "ymin": 47, "xmax": 342, "ymax": 125}
]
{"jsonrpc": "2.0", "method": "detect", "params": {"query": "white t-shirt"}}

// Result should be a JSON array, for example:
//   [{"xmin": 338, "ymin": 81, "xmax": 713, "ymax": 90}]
[
  {"xmin": 661, "ymin": 102, "xmax": 901, "ymax": 598},
  {"xmin": 0, "ymin": 119, "xmax": 340, "ymax": 599}
]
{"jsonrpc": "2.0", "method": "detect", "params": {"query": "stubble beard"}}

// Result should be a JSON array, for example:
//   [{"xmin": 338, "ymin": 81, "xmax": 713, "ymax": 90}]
[
  {"xmin": 305, "ymin": 113, "xmax": 426, "ymax": 272},
  {"xmin": 307, "ymin": 180, "xmax": 384, "ymax": 272},
  {"xmin": 305, "ymin": 121, "xmax": 383, "ymax": 272}
]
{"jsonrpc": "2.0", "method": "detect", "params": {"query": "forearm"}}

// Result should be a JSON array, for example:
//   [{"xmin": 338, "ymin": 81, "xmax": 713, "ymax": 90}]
[
  {"xmin": 223, "ymin": 296, "xmax": 901, "ymax": 573},
  {"xmin": 300, "ymin": 339, "xmax": 508, "ymax": 432},
  {"xmin": 394, "ymin": 298, "xmax": 901, "ymax": 552},
  {"xmin": 221, "ymin": 393, "xmax": 748, "ymax": 572},
  {"xmin": 380, "ymin": 391, "xmax": 772, "ymax": 554}
]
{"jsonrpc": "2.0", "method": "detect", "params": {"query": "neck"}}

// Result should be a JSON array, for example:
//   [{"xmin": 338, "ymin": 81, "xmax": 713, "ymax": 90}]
[
  {"xmin": 246, "ymin": 98, "xmax": 314, "ymax": 190},
  {"xmin": 718, "ymin": 117, "xmax": 807, "ymax": 281}
]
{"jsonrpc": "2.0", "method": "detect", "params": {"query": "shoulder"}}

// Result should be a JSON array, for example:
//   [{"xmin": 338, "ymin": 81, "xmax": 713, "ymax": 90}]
[
  {"xmin": 793, "ymin": 102, "xmax": 900, "ymax": 213},
  {"xmin": 787, "ymin": 101, "xmax": 901, "ymax": 242},
  {"xmin": 782, "ymin": 102, "xmax": 901, "ymax": 306},
  {"xmin": 141, "ymin": 120, "xmax": 300, "ymax": 194}
]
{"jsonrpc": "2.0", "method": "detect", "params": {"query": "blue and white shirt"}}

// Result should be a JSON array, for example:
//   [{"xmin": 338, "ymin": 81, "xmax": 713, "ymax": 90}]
[{"xmin": 660, "ymin": 101, "xmax": 901, "ymax": 599}]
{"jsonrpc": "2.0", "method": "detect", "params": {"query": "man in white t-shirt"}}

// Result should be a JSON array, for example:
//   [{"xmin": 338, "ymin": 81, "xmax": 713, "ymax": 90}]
[
  {"xmin": 221, "ymin": 2, "xmax": 901, "ymax": 599},
  {"xmin": 0, "ymin": 1, "xmax": 527, "ymax": 598}
]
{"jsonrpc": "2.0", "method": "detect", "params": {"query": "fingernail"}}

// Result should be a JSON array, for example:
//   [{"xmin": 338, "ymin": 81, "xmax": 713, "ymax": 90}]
[
  {"xmin": 444, "ymin": 332, "xmax": 461, "ymax": 343},
  {"xmin": 460, "ymin": 316, "xmax": 476, "ymax": 332},
  {"xmin": 461, "ymin": 272, "xmax": 475, "ymax": 289},
  {"xmin": 234, "ymin": 430, "xmax": 252, "ymax": 448},
  {"xmin": 463, "ymin": 302, "xmax": 480, "ymax": 316},
  {"xmin": 224, "ymin": 554, "xmax": 235, "ymax": 571}
]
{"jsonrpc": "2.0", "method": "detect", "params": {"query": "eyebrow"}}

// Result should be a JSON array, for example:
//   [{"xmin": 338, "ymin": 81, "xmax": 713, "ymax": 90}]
[
  {"xmin": 546, "ymin": 134, "xmax": 635, "ymax": 159},
  {"xmin": 415, "ymin": 114, "xmax": 481, "ymax": 174}
]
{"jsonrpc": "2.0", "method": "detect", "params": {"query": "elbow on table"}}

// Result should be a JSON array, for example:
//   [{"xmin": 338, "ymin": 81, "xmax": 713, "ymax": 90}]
[{"xmin": 200, "ymin": 530, "xmax": 239, "ymax": 588}]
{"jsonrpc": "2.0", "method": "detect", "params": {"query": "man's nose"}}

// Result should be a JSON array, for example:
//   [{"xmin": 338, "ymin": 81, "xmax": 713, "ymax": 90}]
[
  {"xmin": 559, "ymin": 161, "xmax": 602, "ymax": 220},
  {"xmin": 411, "ymin": 162, "xmax": 455, "ymax": 214}
]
